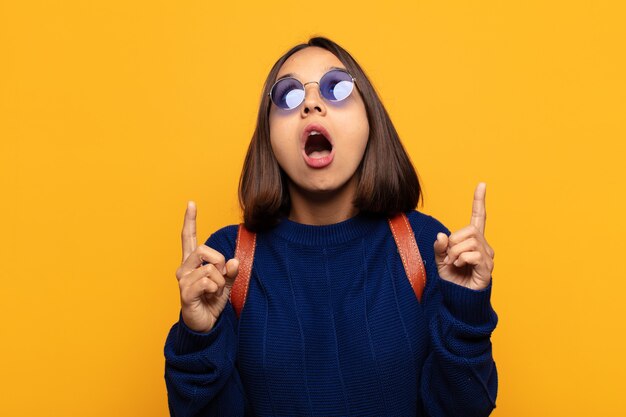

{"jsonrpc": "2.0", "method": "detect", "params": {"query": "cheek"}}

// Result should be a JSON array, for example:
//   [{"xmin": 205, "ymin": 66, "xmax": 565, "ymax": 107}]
[
  {"xmin": 269, "ymin": 115, "xmax": 298, "ymax": 168},
  {"xmin": 345, "ymin": 109, "xmax": 370, "ymax": 154},
  {"xmin": 346, "ymin": 94, "xmax": 369, "ymax": 145},
  {"xmin": 358, "ymin": 118, "xmax": 370, "ymax": 150}
]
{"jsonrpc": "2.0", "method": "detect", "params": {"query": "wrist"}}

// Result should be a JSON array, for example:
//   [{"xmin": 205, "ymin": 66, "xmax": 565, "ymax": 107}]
[
  {"xmin": 438, "ymin": 277, "xmax": 497, "ymax": 326},
  {"xmin": 175, "ymin": 311, "xmax": 223, "ymax": 355},
  {"xmin": 181, "ymin": 308, "xmax": 215, "ymax": 334}
]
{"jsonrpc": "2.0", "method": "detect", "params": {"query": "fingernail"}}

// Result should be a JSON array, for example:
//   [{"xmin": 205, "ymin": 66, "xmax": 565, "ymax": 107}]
[
  {"xmin": 222, "ymin": 267, "xmax": 227, "ymax": 275},
  {"xmin": 444, "ymin": 256, "xmax": 449, "ymax": 264}
]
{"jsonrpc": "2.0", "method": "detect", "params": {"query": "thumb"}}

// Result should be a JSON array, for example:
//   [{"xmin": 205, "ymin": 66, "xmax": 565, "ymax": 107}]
[
  {"xmin": 224, "ymin": 258, "xmax": 240, "ymax": 286},
  {"xmin": 433, "ymin": 232, "xmax": 449, "ymax": 264}
]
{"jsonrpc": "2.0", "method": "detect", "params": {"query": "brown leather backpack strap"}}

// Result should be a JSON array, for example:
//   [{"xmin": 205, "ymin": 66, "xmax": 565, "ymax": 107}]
[
  {"xmin": 388, "ymin": 213, "xmax": 427, "ymax": 303},
  {"xmin": 230, "ymin": 224, "xmax": 257, "ymax": 318}
]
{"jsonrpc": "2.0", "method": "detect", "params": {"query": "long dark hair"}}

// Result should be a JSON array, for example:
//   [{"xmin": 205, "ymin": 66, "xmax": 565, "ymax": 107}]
[{"xmin": 239, "ymin": 37, "xmax": 421, "ymax": 232}]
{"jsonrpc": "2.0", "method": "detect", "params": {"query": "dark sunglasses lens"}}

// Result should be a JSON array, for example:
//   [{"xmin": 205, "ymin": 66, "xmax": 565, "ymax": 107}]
[
  {"xmin": 320, "ymin": 70, "xmax": 354, "ymax": 102},
  {"xmin": 271, "ymin": 78, "xmax": 305, "ymax": 110}
]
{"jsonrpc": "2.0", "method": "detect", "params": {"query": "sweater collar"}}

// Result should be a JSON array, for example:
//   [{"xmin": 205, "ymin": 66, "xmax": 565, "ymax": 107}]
[{"xmin": 270, "ymin": 213, "xmax": 382, "ymax": 246}]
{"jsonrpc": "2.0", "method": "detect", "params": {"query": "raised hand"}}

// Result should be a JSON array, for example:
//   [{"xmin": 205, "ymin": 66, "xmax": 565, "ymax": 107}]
[
  {"xmin": 175, "ymin": 201, "xmax": 239, "ymax": 333},
  {"xmin": 433, "ymin": 183, "xmax": 495, "ymax": 291}
]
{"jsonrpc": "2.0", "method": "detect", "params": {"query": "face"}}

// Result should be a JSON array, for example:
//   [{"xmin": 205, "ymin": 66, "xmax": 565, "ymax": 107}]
[{"xmin": 269, "ymin": 47, "xmax": 370, "ymax": 198}]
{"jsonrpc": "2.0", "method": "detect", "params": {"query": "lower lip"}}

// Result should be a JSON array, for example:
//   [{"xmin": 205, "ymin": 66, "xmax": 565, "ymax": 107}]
[{"xmin": 303, "ymin": 150, "xmax": 334, "ymax": 168}]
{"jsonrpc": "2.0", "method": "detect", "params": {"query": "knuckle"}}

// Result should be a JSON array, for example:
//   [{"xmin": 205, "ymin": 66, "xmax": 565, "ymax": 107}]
[
  {"xmin": 214, "ymin": 274, "xmax": 226, "ymax": 286},
  {"xmin": 178, "ymin": 275, "xmax": 189, "ymax": 288},
  {"xmin": 180, "ymin": 287, "xmax": 190, "ymax": 303},
  {"xmin": 203, "ymin": 278, "xmax": 217, "ymax": 292},
  {"xmin": 194, "ymin": 246, "xmax": 205, "ymax": 259},
  {"xmin": 199, "ymin": 245, "xmax": 226, "ymax": 265},
  {"xmin": 205, "ymin": 263, "xmax": 217, "ymax": 275}
]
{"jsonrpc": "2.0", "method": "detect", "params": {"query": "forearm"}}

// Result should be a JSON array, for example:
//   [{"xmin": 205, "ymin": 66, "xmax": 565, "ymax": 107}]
[
  {"xmin": 421, "ymin": 278, "xmax": 498, "ymax": 417},
  {"xmin": 164, "ymin": 304, "xmax": 246, "ymax": 417}
]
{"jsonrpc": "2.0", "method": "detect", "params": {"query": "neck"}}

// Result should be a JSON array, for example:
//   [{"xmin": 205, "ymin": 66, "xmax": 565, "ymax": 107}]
[{"xmin": 287, "ymin": 178, "xmax": 358, "ymax": 225}]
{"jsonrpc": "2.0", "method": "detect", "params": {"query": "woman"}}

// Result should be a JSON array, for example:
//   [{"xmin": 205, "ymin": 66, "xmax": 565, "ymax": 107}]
[{"xmin": 164, "ymin": 36, "xmax": 498, "ymax": 417}]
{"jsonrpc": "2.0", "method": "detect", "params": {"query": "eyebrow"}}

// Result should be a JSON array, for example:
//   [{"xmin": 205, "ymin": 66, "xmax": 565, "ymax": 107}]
[{"xmin": 275, "ymin": 66, "xmax": 346, "ymax": 82}]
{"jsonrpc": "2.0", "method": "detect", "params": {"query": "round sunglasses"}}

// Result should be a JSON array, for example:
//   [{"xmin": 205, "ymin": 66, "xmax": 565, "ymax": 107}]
[{"xmin": 269, "ymin": 69, "xmax": 356, "ymax": 110}]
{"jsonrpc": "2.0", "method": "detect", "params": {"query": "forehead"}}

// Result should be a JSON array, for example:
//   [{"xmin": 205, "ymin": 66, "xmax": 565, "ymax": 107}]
[{"xmin": 276, "ymin": 47, "xmax": 346, "ymax": 80}]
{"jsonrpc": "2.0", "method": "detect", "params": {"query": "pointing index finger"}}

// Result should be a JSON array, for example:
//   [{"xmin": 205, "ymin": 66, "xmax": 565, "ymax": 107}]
[
  {"xmin": 181, "ymin": 201, "xmax": 198, "ymax": 262},
  {"xmin": 470, "ymin": 182, "xmax": 487, "ymax": 234}
]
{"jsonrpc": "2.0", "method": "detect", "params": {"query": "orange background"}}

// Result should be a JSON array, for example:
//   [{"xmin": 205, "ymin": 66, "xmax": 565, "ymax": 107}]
[{"xmin": 1, "ymin": 1, "xmax": 625, "ymax": 416}]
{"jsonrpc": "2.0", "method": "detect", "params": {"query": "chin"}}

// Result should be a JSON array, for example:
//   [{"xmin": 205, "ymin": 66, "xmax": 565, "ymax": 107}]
[
  {"xmin": 295, "ymin": 175, "xmax": 356, "ymax": 196},
  {"xmin": 300, "ymin": 182, "xmax": 340, "ymax": 194}
]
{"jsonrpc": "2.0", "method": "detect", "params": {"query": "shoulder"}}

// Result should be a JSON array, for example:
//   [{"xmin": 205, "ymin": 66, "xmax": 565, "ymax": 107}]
[
  {"xmin": 203, "ymin": 224, "xmax": 240, "ymax": 260},
  {"xmin": 405, "ymin": 210, "xmax": 450, "ymax": 245},
  {"xmin": 403, "ymin": 211, "xmax": 449, "ymax": 282}
]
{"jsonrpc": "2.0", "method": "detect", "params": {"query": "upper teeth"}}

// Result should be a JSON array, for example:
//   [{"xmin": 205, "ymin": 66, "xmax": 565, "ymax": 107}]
[{"xmin": 309, "ymin": 131, "xmax": 321, "ymax": 135}]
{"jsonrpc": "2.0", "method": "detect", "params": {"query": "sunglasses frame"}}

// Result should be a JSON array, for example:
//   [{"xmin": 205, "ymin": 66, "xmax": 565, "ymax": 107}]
[{"xmin": 268, "ymin": 68, "xmax": 357, "ymax": 110}]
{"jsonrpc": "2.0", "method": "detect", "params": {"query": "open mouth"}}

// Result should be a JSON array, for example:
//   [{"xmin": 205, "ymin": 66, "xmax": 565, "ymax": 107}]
[{"xmin": 304, "ymin": 131, "xmax": 333, "ymax": 159}]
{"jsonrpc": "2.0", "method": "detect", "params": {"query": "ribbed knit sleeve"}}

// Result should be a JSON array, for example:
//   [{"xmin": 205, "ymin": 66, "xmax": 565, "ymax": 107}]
[{"xmin": 411, "ymin": 213, "xmax": 498, "ymax": 417}]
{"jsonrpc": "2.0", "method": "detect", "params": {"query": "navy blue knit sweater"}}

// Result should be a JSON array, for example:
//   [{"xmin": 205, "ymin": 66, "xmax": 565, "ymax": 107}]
[{"xmin": 164, "ymin": 211, "xmax": 498, "ymax": 416}]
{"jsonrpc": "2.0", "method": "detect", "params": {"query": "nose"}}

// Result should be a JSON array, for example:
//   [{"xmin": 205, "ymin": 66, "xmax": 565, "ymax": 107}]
[{"xmin": 300, "ymin": 82, "xmax": 326, "ymax": 117}]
